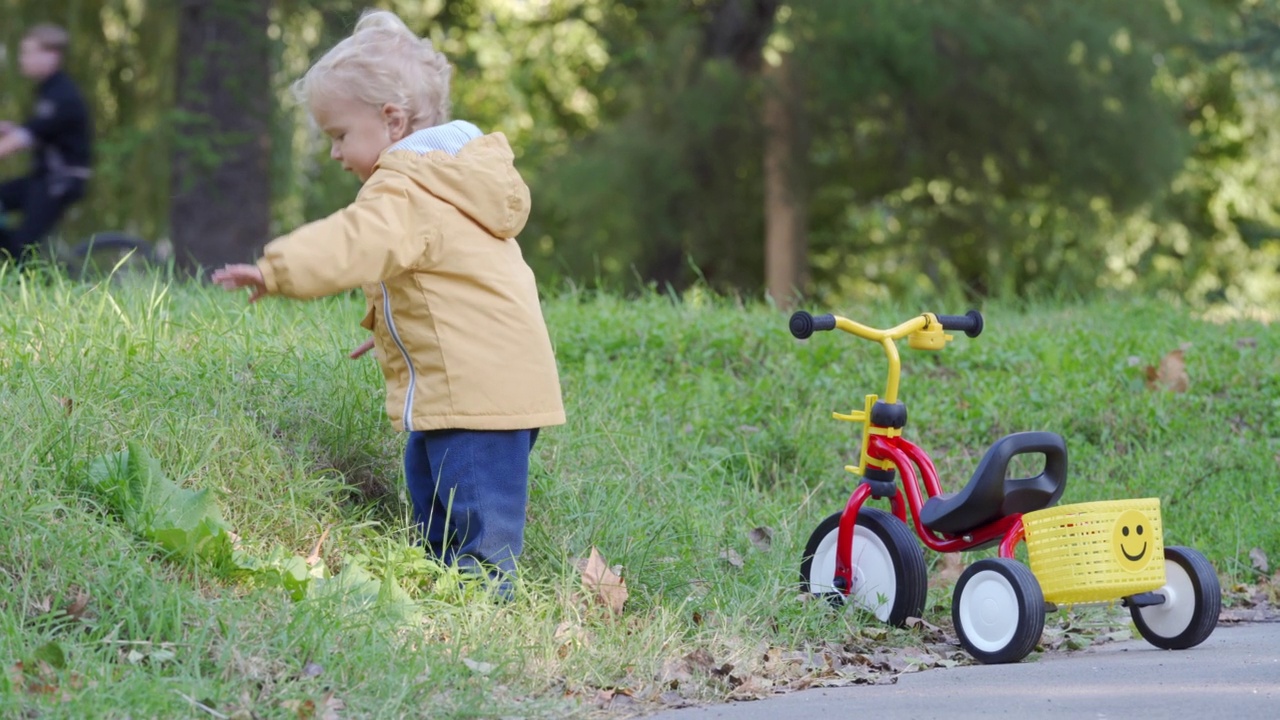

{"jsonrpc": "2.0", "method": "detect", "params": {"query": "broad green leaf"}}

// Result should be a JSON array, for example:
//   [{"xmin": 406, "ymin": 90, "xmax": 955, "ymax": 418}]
[{"xmin": 31, "ymin": 642, "xmax": 66, "ymax": 670}]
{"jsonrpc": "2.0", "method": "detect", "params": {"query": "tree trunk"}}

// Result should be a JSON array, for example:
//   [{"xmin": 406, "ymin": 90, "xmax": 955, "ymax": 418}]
[
  {"xmin": 170, "ymin": 0, "xmax": 272, "ymax": 275},
  {"xmin": 763, "ymin": 54, "xmax": 808, "ymax": 307}
]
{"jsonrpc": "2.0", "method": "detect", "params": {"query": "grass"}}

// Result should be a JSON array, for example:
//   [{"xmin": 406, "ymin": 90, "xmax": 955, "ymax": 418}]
[{"xmin": 1, "ymin": 268, "xmax": 1277, "ymax": 718}]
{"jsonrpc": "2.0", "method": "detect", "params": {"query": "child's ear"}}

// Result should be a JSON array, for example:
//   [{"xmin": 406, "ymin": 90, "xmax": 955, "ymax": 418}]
[{"xmin": 382, "ymin": 104, "xmax": 409, "ymax": 142}]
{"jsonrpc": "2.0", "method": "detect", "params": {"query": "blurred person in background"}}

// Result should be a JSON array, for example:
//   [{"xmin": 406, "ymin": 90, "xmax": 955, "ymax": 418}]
[{"xmin": 0, "ymin": 23, "xmax": 92, "ymax": 265}]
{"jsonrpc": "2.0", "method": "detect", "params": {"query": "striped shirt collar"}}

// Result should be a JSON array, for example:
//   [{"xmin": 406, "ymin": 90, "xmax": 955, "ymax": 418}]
[{"xmin": 387, "ymin": 120, "xmax": 483, "ymax": 157}]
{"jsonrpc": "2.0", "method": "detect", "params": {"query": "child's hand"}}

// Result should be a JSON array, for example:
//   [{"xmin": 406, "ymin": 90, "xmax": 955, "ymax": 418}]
[
  {"xmin": 212, "ymin": 264, "xmax": 268, "ymax": 302},
  {"xmin": 349, "ymin": 339, "xmax": 375, "ymax": 359}
]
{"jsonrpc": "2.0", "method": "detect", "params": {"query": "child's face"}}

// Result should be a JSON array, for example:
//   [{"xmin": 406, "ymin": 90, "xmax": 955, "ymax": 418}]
[
  {"xmin": 311, "ymin": 95, "xmax": 407, "ymax": 182},
  {"xmin": 19, "ymin": 38, "xmax": 61, "ymax": 80}
]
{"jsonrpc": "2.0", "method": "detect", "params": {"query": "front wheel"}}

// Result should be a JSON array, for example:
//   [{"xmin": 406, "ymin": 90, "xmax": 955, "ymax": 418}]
[
  {"xmin": 953, "ymin": 558, "xmax": 1045, "ymax": 664},
  {"xmin": 799, "ymin": 507, "xmax": 927, "ymax": 627},
  {"xmin": 1130, "ymin": 546, "xmax": 1220, "ymax": 650}
]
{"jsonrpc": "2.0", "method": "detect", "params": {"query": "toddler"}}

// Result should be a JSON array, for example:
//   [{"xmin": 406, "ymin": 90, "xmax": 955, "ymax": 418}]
[{"xmin": 213, "ymin": 10, "xmax": 565, "ymax": 597}]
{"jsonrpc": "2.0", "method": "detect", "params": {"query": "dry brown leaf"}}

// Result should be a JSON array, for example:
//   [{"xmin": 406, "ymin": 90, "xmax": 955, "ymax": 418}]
[
  {"xmin": 318, "ymin": 691, "xmax": 344, "ymax": 720},
  {"xmin": 1144, "ymin": 349, "xmax": 1189, "ymax": 393},
  {"xmin": 904, "ymin": 616, "xmax": 941, "ymax": 633},
  {"xmin": 658, "ymin": 657, "xmax": 694, "ymax": 688},
  {"xmin": 727, "ymin": 674, "xmax": 774, "ymax": 700},
  {"xmin": 718, "ymin": 548, "xmax": 745, "ymax": 569},
  {"xmin": 305, "ymin": 526, "xmax": 333, "ymax": 567},
  {"xmin": 1250, "ymin": 547, "xmax": 1270, "ymax": 574},
  {"xmin": 683, "ymin": 648, "xmax": 716, "ymax": 674},
  {"xmin": 281, "ymin": 699, "xmax": 317, "ymax": 719},
  {"xmin": 748, "ymin": 526, "xmax": 774, "ymax": 552},
  {"xmin": 576, "ymin": 547, "xmax": 628, "ymax": 614},
  {"xmin": 593, "ymin": 689, "xmax": 615, "ymax": 708},
  {"xmin": 64, "ymin": 587, "xmax": 90, "ymax": 621}
]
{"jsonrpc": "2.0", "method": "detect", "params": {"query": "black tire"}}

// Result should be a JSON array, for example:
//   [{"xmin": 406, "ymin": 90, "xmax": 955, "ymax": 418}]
[
  {"xmin": 69, "ymin": 232, "xmax": 153, "ymax": 278},
  {"xmin": 1130, "ymin": 546, "xmax": 1220, "ymax": 650},
  {"xmin": 800, "ymin": 507, "xmax": 927, "ymax": 627},
  {"xmin": 953, "ymin": 558, "xmax": 1045, "ymax": 664}
]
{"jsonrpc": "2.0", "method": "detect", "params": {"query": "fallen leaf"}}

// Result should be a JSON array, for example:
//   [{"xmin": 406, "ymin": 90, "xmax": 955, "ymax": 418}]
[
  {"xmin": 1250, "ymin": 548, "xmax": 1270, "ymax": 574},
  {"xmin": 33, "ymin": 642, "xmax": 66, "ymax": 670},
  {"xmin": 576, "ymin": 547, "xmax": 628, "ymax": 614},
  {"xmin": 593, "ymin": 689, "xmax": 615, "ymax": 708},
  {"xmin": 305, "ymin": 526, "xmax": 333, "ymax": 567},
  {"xmin": 748, "ymin": 526, "xmax": 774, "ymax": 552},
  {"xmin": 905, "ymin": 616, "xmax": 941, "ymax": 633},
  {"xmin": 658, "ymin": 657, "xmax": 694, "ymax": 688},
  {"xmin": 683, "ymin": 648, "xmax": 717, "ymax": 674},
  {"xmin": 1144, "ymin": 349, "xmax": 1189, "ymax": 393},
  {"xmin": 64, "ymin": 587, "xmax": 90, "ymax": 621},
  {"xmin": 718, "ymin": 548, "xmax": 744, "ymax": 569},
  {"xmin": 319, "ymin": 691, "xmax": 344, "ymax": 720},
  {"xmin": 281, "ymin": 699, "xmax": 316, "ymax": 719},
  {"xmin": 1102, "ymin": 629, "xmax": 1134, "ymax": 643},
  {"xmin": 727, "ymin": 674, "xmax": 773, "ymax": 700}
]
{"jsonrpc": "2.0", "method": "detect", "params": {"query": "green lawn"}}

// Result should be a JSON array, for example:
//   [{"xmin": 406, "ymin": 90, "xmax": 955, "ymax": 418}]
[{"xmin": 2, "ymin": 270, "xmax": 1276, "ymax": 718}]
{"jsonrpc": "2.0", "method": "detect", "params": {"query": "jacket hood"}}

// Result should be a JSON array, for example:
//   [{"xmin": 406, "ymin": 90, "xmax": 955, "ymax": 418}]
[{"xmin": 375, "ymin": 132, "xmax": 530, "ymax": 239}]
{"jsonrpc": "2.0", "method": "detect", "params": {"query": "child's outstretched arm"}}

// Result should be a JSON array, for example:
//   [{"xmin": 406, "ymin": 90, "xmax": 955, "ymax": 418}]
[
  {"xmin": 237, "ymin": 168, "xmax": 426, "ymax": 300},
  {"xmin": 212, "ymin": 264, "xmax": 267, "ymax": 301}
]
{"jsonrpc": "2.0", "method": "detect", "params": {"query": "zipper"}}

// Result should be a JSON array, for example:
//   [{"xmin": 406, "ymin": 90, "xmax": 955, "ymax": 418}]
[{"xmin": 380, "ymin": 282, "xmax": 416, "ymax": 431}]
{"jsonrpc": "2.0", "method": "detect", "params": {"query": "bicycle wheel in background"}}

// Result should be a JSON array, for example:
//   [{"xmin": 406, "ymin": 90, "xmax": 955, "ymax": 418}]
[{"xmin": 67, "ymin": 232, "xmax": 155, "ymax": 279}]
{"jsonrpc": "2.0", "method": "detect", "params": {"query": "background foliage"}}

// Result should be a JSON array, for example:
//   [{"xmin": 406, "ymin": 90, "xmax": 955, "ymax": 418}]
[{"xmin": 2, "ymin": 0, "xmax": 1280, "ymax": 306}]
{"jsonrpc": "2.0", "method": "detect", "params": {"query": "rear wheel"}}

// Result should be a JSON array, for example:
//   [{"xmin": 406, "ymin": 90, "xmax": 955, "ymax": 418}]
[
  {"xmin": 1130, "ymin": 546, "xmax": 1220, "ymax": 650},
  {"xmin": 953, "ymin": 558, "xmax": 1045, "ymax": 664},
  {"xmin": 68, "ymin": 232, "xmax": 154, "ymax": 279},
  {"xmin": 800, "ymin": 507, "xmax": 927, "ymax": 626}
]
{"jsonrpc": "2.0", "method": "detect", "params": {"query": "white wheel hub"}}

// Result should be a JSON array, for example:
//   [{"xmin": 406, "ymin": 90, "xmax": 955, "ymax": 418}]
[
  {"xmin": 959, "ymin": 570, "xmax": 1020, "ymax": 652},
  {"xmin": 1138, "ymin": 558, "xmax": 1195, "ymax": 638},
  {"xmin": 809, "ymin": 525, "xmax": 899, "ymax": 622}
]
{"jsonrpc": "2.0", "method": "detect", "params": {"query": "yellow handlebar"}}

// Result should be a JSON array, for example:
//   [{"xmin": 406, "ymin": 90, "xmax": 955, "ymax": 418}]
[
  {"xmin": 790, "ymin": 310, "xmax": 983, "ymax": 403},
  {"xmin": 835, "ymin": 314, "xmax": 938, "ymax": 402}
]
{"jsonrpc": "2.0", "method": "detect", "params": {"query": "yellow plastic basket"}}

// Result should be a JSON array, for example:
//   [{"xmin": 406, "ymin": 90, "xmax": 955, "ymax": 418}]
[{"xmin": 1022, "ymin": 498, "xmax": 1166, "ymax": 604}]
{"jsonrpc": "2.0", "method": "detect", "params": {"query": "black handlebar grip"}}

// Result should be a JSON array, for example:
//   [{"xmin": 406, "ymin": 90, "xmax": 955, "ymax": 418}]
[
  {"xmin": 935, "ymin": 310, "xmax": 984, "ymax": 338},
  {"xmin": 789, "ymin": 311, "xmax": 837, "ymax": 339}
]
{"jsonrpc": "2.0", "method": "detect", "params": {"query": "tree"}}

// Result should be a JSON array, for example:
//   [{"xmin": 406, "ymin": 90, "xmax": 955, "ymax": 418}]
[{"xmin": 170, "ymin": 0, "xmax": 273, "ymax": 274}]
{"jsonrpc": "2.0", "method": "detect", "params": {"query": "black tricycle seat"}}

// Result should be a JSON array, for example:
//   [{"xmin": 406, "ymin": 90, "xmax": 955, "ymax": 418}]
[{"xmin": 919, "ymin": 431, "xmax": 1067, "ymax": 536}]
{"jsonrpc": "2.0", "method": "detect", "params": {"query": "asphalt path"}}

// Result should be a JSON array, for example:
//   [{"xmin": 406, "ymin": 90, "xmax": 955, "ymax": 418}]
[{"xmin": 644, "ymin": 622, "xmax": 1280, "ymax": 720}]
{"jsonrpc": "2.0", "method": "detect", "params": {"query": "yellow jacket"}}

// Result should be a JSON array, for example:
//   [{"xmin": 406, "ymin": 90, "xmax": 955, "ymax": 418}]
[{"xmin": 256, "ymin": 132, "xmax": 565, "ymax": 432}]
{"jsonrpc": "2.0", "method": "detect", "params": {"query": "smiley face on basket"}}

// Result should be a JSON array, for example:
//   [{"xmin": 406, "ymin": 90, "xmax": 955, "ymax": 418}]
[{"xmin": 1112, "ymin": 508, "xmax": 1155, "ymax": 572}]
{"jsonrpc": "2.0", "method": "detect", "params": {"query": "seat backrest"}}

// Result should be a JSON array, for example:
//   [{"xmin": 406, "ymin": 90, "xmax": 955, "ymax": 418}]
[{"xmin": 997, "ymin": 431, "xmax": 1068, "ymax": 515}]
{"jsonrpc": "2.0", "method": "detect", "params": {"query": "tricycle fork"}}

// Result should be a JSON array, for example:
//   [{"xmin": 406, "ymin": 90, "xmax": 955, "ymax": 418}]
[{"xmin": 833, "ymin": 482, "xmax": 907, "ymax": 595}]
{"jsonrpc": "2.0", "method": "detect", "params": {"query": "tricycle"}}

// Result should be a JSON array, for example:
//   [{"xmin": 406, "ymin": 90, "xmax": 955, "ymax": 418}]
[{"xmin": 789, "ymin": 309, "xmax": 1220, "ymax": 663}]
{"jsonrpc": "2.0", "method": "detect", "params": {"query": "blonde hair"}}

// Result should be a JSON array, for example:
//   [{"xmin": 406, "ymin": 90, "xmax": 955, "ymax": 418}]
[
  {"xmin": 294, "ymin": 10, "xmax": 451, "ymax": 130},
  {"xmin": 26, "ymin": 24, "xmax": 69, "ymax": 54}
]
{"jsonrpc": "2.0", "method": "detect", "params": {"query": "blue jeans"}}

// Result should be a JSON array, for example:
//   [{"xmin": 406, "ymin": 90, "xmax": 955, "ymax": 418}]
[{"xmin": 403, "ymin": 428, "xmax": 539, "ymax": 591}]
